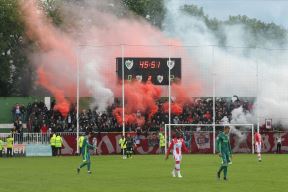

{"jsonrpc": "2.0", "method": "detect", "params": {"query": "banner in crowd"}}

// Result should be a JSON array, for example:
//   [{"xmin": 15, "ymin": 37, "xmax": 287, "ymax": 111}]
[
  {"xmin": 190, "ymin": 132, "xmax": 213, "ymax": 153},
  {"xmin": 194, "ymin": 132, "xmax": 210, "ymax": 150},
  {"xmin": 60, "ymin": 132, "xmax": 288, "ymax": 155}
]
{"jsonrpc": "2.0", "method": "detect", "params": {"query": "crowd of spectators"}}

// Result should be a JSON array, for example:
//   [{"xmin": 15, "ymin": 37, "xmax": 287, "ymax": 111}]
[
  {"xmin": 150, "ymin": 97, "xmax": 253, "ymax": 131},
  {"xmin": 11, "ymin": 100, "xmax": 121, "ymax": 133},
  {"xmin": 11, "ymin": 97, "xmax": 254, "ymax": 133}
]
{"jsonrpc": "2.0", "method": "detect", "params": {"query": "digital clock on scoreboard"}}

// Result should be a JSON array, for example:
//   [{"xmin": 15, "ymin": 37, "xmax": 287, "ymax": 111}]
[{"xmin": 116, "ymin": 57, "xmax": 181, "ymax": 85}]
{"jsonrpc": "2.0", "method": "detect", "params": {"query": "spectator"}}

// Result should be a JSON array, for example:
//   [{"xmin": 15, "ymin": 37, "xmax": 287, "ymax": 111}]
[
  {"xmin": 14, "ymin": 103, "xmax": 21, "ymax": 118},
  {"xmin": 136, "ymin": 126, "xmax": 142, "ymax": 134},
  {"xmin": 159, "ymin": 130, "xmax": 165, "ymax": 154},
  {"xmin": 6, "ymin": 135, "xmax": 14, "ymax": 157},
  {"xmin": 13, "ymin": 118, "xmax": 22, "ymax": 133},
  {"xmin": 276, "ymin": 134, "xmax": 282, "ymax": 154},
  {"xmin": 119, "ymin": 135, "xmax": 126, "ymax": 158},
  {"xmin": 134, "ymin": 134, "xmax": 141, "ymax": 148},
  {"xmin": 41, "ymin": 124, "xmax": 48, "ymax": 143},
  {"xmin": 11, "ymin": 97, "xmax": 255, "ymax": 133},
  {"xmin": 67, "ymin": 114, "xmax": 72, "ymax": 130},
  {"xmin": 50, "ymin": 133, "xmax": 56, "ymax": 156},
  {"xmin": 92, "ymin": 136, "xmax": 97, "ymax": 155},
  {"xmin": 55, "ymin": 134, "xmax": 63, "ymax": 156},
  {"xmin": 0, "ymin": 138, "xmax": 3, "ymax": 157}
]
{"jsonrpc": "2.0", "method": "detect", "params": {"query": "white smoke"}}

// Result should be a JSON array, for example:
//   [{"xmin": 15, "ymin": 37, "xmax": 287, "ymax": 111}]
[
  {"xmin": 220, "ymin": 107, "xmax": 252, "ymax": 142},
  {"xmin": 82, "ymin": 60, "xmax": 114, "ymax": 112},
  {"xmin": 31, "ymin": 0, "xmax": 288, "ymax": 126},
  {"xmin": 163, "ymin": 0, "xmax": 288, "ymax": 127},
  {"xmin": 230, "ymin": 106, "xmax": 255, "ymax": 124}
]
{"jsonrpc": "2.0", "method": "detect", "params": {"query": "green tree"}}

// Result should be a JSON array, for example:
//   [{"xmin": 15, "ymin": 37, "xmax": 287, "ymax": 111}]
[
  {"xmin": 181, "ymin": 4, "xmax": 288, "ymax": 47},
  {"xmin": 0, "ymin": 0, "xmax": 63, "ymax": 96},
  {"xmin": 226, "ymin": 15, "xmax": 287, "ymax": 47},
  {"xmin": 41, "ymin": 0, "xmax": 63, "ymax": 26},
  {"xmin": 122, "ymin": 0, "xmax": 166, "ymax": 28},
  {"xmin": 0, "ymin": 0, "xmax": 32, "ymax": 96}
]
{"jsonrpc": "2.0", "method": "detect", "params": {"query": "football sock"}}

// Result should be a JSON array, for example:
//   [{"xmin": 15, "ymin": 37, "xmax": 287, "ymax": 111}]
[
  {"xmin": 175, "ymin": 162, "xmax": 181, "ymax": 175},
  {"xmin": 87, "ymin": 162, "xmax": 91, "ymax": 171},
  {"xmin": 223, "ymin": 166, "xmax": 228, "ymax": 178},
  {"xmin": 218, "ymin": 165, "xmax": 224, "ymax": 174},
  {"xmin": 80, "ymin": 162, "xmax": 87, "ymax": 169}
]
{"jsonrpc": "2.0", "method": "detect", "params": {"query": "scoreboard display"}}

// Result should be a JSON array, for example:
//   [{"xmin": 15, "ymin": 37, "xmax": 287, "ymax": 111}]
[{"xmin": 116, "ymin": 57, "xmax": 181, "ymax": 85}]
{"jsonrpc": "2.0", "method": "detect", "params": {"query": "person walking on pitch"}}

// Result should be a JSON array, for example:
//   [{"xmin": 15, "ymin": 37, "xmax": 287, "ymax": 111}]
[
  {"xmin": 254, "ymin": 131, "xmax": 262, "ymax": 162},
  {"xmin": 276, "ymin": 134, "xmax": 282, "ymax": 154},
  {"xmin": 159, "ymin": 130, "xmax": 165, "ymax": 154},
  {"xmin": 216, "ymin": 126, "xmax": 232, "ymax": 181},
  {"xmin": 77, "ymin": 132, "xmax": 95, "ymax": 174},
  {"xmin": 165, "ymin": 133, "xmax": 188, "ymax": 178},
  {"xmin": 78, "ymin": 134, "xmax": 85, "ymax": 155},
  {"xmin": 119, "ymin": 135, "xmax": 127, "ymax": 159},
  {"xmin": 126, "ymin": 134, "xmax": 134, "ymax": 158}
]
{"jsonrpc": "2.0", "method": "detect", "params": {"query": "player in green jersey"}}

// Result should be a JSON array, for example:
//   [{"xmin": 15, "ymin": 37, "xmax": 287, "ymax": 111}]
[
  {"xmin": 77, "ymin": 132, "xmax": 95, "ymax": 174},
  {"xmin": 216, "ymin": 126, "xmax": 232, "ymax": 181}
]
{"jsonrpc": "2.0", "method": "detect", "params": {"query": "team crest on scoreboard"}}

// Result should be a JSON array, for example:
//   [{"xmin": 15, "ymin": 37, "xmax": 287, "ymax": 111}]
[
  {"xmin": 136, "ymin": 75, "xmax": 142, "ymax": 82},
  {"xmin": 125, "ymin": 60, "xmax": 134, "ymax": 70},
  {"xmin": 157, "ymin": 75, "xmax": 163, "ymax": 83},
  {"xmin": 167, "ymin": 60, "xmax": 175, "ymax": 69}
]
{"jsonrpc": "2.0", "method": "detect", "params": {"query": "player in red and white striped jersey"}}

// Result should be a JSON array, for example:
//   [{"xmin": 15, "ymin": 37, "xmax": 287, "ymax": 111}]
[
  {"xmin": 254, "ymin": 132, "xmax": 262, "ymax": 162},
  {"xmin": 165, "ymin": 133, "xmax": 188, "ymax": 178}
]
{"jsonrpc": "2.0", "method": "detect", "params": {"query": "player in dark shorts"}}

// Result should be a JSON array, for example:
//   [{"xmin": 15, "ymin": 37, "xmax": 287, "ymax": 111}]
[
  {"xmin": 216, "ymin": 126, "xmax": 232, "ymax": 181},
  {"xmin": 77, "ymin": 132, "xmax": 95, "ymax": 174},
  {"xmin": 126, "ymin": 134, "xmax": 134, "ymax": 158}
]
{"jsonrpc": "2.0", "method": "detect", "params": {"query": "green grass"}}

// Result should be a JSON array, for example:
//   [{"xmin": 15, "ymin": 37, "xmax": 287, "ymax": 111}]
[{"xmin": 0, "ymin": 154, "xmax": 287, "ymax": 192}]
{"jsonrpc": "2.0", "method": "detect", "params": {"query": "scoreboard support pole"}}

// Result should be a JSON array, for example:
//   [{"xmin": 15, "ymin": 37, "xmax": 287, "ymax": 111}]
[
  {"xmin": 168, "ymin": 46, "xmax": 171, "ymax": 146},
  {"xmin": 76, "ymin": 47, "xmax": 80, "ymax": 155},
  {"xmin": 212, "ymin": 46, "xmax": 216, "ymax": 154},
  {"xmin": 121, "ymin": 44, "xmax": 126, "ymax": 137}
]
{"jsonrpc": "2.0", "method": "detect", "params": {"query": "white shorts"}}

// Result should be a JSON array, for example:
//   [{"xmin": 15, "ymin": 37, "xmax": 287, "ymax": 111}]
[
  {"xmin": 255, "ymin": 142, "xmax": 262, "ymax": 153},
  {"xmin": 173, "ymin": 153, "xmax": 182, "ymax": 162}
]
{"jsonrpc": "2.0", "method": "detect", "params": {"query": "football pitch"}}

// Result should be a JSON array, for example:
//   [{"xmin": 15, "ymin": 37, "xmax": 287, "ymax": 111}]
[{"xmin": 0, "ymin": 154, "xmax": 287, "ymax": 192}]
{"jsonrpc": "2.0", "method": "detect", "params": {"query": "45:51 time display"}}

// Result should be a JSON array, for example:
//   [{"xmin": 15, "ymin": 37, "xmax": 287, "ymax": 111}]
[{"xmin": 139, "ymin": 60, "xmax": 161, "ymax": 69}]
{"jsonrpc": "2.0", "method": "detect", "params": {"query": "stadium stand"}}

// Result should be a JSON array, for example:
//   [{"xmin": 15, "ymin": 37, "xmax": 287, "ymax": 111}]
[{"xmin": 8, "ymin": 97, "xmax": 254, "ymax": 133}]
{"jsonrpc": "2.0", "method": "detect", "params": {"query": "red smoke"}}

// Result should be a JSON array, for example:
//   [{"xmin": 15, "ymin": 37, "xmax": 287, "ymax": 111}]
[
  {"xmin": 162, "ymin": 83, "xmax": 201, "ymax": 115},
  {"xmin": 113, "ymin": 108, "xmax": 145, "ymax": 126},
  {"xmin": 19, "ymin": 0, "xmax": 77, "ymax": 116},
  {"xmin": 37, "ymin": 68, "xmax": 70, "ymax": 116},
  {"xmin": 19, "ymin": 0, "xmax": 203, "ymax": 123},
  {"xmin": 113, "ymin": 81, "xmax": 162, "ymax": 125},
  {"xmin": 162, "ymin": 103, "xmax": 183, "ymax": 115}
]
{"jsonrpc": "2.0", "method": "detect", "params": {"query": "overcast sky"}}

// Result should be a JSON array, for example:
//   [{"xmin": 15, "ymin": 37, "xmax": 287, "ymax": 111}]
[{"xmin": 183, "ymin": 0, "xmax": 288, "ymax": 29}]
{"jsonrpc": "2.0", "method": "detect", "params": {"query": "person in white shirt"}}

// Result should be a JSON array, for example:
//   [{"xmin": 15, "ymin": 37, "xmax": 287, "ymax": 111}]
[
  {"xmin": 165, "ymin": 133, "xmax": 188, "ymax": 178},
  {"xmin": 92, "ymin": 137, "xmax": 97, "ymax": 155},
  {"xmin": 254, "ymin": 132, "xmax": 262, "ymax": 162},
  {"xmin": 276, "ymin": 135, "xmax": 282, "ymax": 154}
]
